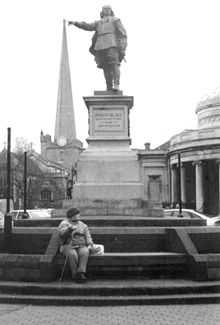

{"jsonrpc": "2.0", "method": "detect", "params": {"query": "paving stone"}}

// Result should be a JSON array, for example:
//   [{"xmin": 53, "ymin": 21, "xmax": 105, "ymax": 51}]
[{"xmin": 0, "ymin": 304, "xmax": 219, "ymax": 324}]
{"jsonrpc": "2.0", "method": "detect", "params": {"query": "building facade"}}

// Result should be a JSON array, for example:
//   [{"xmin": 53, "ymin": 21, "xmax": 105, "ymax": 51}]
[
  {"xmin": 168, "ymin": 93, "xmax": 220, "ymax": 215},
  {"xmin": 138, "ymin": 142, "xmax": 169, "ymax": 208},
  {"xmin": 0, "ymin": 22, "xmax": 82, "ymax": 211},
  {"xmin": 0, "ymin": 149, "xmax": 68, "ymax": 211}
]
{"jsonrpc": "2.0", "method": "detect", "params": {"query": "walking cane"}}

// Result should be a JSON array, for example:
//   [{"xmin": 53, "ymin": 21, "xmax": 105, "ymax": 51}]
[{"xmin": 59, "ymin": 255, "xmax": 68, "ymax": 282}]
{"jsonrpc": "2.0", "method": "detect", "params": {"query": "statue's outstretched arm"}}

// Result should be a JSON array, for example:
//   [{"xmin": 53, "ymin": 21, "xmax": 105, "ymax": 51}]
[{"xmin": 68, "ymin": 21, "xmax": 96, "ymax": 31}]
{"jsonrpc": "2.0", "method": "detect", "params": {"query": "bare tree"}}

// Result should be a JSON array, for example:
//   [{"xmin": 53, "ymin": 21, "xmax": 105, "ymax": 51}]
[{"xmin": 13, "ymin": 137, "xmax": 34, "ymax": 153}]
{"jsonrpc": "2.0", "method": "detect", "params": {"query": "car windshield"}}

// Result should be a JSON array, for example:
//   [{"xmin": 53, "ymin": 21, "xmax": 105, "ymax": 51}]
[
  {"xmin": 28, "ymin": 210, "xmax": 50, "ymax": 218},
  {"xmin": 10, "ymin": 211, "xmax": 18, "ymax": 219},
  {"xmin": 164, "ymin": 210, "xmax": 203, "ymax": 219}
]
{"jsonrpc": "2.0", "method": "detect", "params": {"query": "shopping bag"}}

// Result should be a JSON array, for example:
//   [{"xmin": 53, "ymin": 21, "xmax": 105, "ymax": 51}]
[{"xmin": 89, "ymin": 244, "xmax": 104, "ymax": 256}]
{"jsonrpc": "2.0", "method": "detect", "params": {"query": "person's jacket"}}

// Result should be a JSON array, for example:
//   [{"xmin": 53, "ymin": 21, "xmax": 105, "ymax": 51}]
[
  {"xmin": 58, "ymin": 219, "xmax": 93, "ymax": 248},
  {"xmin": 74, "ymin": 17, "xmax": 127, "ymax": 60}
]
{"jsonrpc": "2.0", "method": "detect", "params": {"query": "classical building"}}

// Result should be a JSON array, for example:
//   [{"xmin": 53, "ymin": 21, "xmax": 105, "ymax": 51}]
[{"xmin": 168, "ymin": 91, "xmax": 220, "ymax": 215}]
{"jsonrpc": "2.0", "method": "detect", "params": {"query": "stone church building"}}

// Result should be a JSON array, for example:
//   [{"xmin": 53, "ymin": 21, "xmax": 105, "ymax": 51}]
[{"xmin": 0, "ymin": 22, "xmax": 82, "ymax": 210}]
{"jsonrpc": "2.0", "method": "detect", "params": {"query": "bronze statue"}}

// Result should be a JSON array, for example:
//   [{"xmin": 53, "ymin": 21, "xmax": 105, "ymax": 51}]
[{"xmin": 68, "ymin": 5, "xmax": 127, "ymax": 91}]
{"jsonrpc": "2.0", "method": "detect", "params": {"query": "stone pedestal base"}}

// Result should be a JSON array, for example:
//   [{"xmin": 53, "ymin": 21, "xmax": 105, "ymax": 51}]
[
  {"xmin": 68, "ymin": 92, "xmax": 160, "ymax": 216},
  {"xmin": 63, "ymin": 198, "xmax": 161, "ymax": 217},
  {"xmin": 71, "ymin": 148, "xmax": 147, "ymax": 215}
]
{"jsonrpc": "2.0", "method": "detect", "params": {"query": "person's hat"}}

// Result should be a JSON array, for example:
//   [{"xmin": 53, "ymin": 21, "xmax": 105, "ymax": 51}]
[
  {"xmin": 102, "ymin": 5, "xmax": 112, "ymax": 10},
  {"xmin": 100, "ymin": 5, "xmax": 114, "ymax": 17},
  {"xmin": 66, "ymin": 207, "xmax": 80, "ymax": 218}
]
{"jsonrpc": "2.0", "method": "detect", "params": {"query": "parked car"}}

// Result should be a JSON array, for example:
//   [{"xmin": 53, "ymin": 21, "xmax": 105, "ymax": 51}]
[
  {"xmin": 10, "ymin": 209, "xmax": 51, "ymax": 220},
  {"xmin": 164, "ymin": 208, "xmax": 220, "ymax": 226},
  {"xmin": 208, "ymin": 216, "xmax": 220, "ymax": 226},
  {"xmin": 47, "ymin": 208, "xmax": 56, "ymax": 218}
]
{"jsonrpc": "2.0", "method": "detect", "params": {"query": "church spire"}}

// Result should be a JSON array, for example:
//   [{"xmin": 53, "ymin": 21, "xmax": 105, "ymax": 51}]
[{"xmin": 54, "ymin": 20, "xmax": 76, "ymax": 146}]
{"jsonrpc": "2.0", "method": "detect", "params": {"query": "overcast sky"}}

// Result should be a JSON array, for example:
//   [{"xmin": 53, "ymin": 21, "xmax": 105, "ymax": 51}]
[{"xmin": 1, "ymin": 0, "xmax": 220, "ymax": 152}]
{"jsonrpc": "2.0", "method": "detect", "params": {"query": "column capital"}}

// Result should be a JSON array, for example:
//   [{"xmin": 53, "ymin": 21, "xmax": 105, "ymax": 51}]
[
  {"xmin": 171, "ymin": 163, "xmax": 180, "ymax": 170},
  {"xmin": 192, "ymin": 160, "xmax": 203, "ymax": 167}
]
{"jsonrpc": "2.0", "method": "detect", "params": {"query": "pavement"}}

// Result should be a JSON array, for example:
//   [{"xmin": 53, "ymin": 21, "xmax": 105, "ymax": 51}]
[{"xmin": 0, "ymin": 304, "xmax": 219, "ymax": 324}]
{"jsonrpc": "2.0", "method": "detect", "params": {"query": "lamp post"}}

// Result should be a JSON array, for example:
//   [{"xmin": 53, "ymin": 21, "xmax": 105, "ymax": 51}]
[
  {"xmin": 6, "ymin": 128, "xmax": 11, "ymax": 214},
  {"xmin": 23, "ymin": 151, "xmax": 27, "ymax": 213},
  {"xmin": 4, "ymin": 128, "xmax": 12, "ymax": 250}
]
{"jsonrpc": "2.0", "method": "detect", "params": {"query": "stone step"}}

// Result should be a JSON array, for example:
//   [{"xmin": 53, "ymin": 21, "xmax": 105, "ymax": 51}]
[
  {"xmin": 10, "ymin": 227, "xmax": 173, "ymax": 253},
  {"xmin": 0, "ymin": 279, "xmax": 219, "ymax": 305},
  {"xmin": 56, "ymin": 252, "xmax": 187, "ymax": 267},
  {"xmin": 54, "ymin": 252, "xmax": 188, "ymax": 280},
  {"xmin": 0, "ymin": 252, "xmax": 188, "ymax": 282},
  {"xmin": 7, "ymin": 226, "xmax": 207, "ymax": 255},
  {"xmin": 0, "ymin": 293, "xmax": 220, "ymax": 306},
  {"xmin": 0, "ymin": 279, "xmax": 219, "ymax": 296}
]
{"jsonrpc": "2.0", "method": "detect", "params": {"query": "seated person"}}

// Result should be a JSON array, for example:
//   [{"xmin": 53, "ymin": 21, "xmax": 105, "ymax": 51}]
[{"xmin": 58, "ymin": 207, "xmax": 94, "ymax": 283}]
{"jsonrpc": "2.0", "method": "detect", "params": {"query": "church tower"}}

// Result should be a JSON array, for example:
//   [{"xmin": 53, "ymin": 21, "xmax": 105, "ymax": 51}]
[
  {"xmin": 55, "ymin": 20, "xmax": 76, "ymax": 145},
  {"xmin": 40, "ymin": 20, "xmax": 82, "ymax": 169}
]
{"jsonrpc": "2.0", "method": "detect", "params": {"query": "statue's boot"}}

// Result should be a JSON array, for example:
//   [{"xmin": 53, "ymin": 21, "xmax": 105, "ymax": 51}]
[
  {"xmin": 103, "ymin": 68, "xmax": 113, "ymax": 90},
  {"xmin": 112, "ymin": 64, "xmax": 120, "ymax": 91}
]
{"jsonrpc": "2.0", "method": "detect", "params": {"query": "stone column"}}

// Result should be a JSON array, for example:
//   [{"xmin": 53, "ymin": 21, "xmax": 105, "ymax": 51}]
[
  {"xmin": 195, "ymin": 161, "xmax": 204, "ymax": 212},
  {"xmin": 181, "ymin": 164, "xmax": 186, "ymax": 206},
  {"xmin": 216, "ymin": 160, "xmax": 220, "ymax": 214},
  {"xmin": 171, "ymin": 165, "xmax": 177, "ymax": 207}
]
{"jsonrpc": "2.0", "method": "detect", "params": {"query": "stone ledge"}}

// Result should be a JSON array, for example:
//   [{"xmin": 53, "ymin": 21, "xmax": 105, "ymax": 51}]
[
  {"xmin": 55, "ymin": 252, "xmax": 187, "ymax": 267},
  {"xmin": 14, "ymin": 218, "xmax": 206, "ymax": 228},
  {"xmin": 0, "ymin": 254, "xmax": 42, "ymax": 267}
]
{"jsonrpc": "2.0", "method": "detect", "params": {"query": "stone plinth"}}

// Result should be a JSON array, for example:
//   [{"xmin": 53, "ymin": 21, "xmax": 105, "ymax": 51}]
[
  {"xmin": 72, "ymin": 92, "xmax": 147, "ymax": 215},
  {"xmin": 85, "ymin": 93, "xmax": 133, "ymax": 149}
]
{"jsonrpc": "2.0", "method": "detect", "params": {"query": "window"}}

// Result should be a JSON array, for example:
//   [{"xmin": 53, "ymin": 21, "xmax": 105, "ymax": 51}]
[{"xmin": 41, "ymin": 189, "xmax": 52, "ymax": 201}]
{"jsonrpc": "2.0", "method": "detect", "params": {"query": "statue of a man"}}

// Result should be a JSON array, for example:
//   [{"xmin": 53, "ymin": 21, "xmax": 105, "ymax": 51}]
[{"xmin": 68, "ymin": 5, "xmax": 127, "ymax": 91}]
